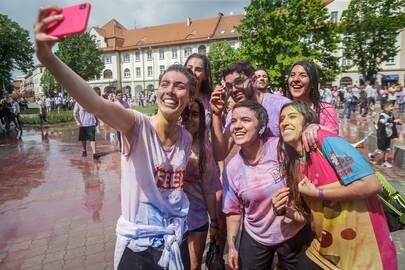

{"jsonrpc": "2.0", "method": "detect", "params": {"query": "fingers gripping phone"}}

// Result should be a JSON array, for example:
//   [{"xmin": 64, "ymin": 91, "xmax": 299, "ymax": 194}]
[{"xmin": 46, "ymin": 3, "xmax": 91, "ymax": 37}]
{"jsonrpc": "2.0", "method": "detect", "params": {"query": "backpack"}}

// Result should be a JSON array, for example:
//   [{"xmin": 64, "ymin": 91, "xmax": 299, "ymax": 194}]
[{"xmin": 376, "ymin": 171, "xmax": 405, "ymax": 232}]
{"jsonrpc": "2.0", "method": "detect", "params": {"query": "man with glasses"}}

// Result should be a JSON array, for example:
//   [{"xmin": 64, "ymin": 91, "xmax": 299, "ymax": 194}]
[{"xmin": 210, "ymin": 61, "xmax": 290, "ymax": 161}]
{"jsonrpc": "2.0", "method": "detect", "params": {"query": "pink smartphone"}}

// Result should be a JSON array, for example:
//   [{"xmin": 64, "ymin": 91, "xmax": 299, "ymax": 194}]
[{"xmin": 46, "ymin": 3, "xmax": 91, "ymax": 37}]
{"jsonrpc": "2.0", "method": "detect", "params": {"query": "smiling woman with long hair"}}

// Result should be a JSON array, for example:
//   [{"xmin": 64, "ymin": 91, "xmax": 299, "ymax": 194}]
[
  {"xmin": 285, "ymin": 61, "xmax": 339, "ymax": 151},
  {"xmin": 275, "ymin": 100, "xmax": 397, "ymax": 270},
  {"xmin": 34, "ymin": 6, "xmax": 197, "ymax": 269},
  {"xmin": 222, "ymin": 100, "xmax": 312, "ymax": 270},
  {"xmin": 182, "ymin": 98, "xmax": 220, "ymax": 269}
]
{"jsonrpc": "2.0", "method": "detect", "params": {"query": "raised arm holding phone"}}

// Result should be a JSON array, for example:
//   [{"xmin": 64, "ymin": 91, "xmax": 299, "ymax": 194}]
[{"xmin": 34, "ymin": 5, "xmax": 196, "ymax": 270}]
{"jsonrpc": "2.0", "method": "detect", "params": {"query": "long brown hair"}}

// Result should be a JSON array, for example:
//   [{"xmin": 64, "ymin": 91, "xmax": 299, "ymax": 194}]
[
  {"xmin": 277, "ymin": 100, "xmax": 319, "ymax": 219},
  {"xmin": 181, "ymin": 98, "xmax": 206, "ymax": 180}
]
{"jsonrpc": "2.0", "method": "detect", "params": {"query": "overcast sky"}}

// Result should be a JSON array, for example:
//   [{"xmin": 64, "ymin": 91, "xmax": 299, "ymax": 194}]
[{"xmin": 2, "ymin": 0, "xmax": 250, "ymax": 77}]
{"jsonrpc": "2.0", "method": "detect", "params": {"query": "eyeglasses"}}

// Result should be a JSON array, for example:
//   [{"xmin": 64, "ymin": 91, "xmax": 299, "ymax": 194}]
[{"xmin": 225, "ymin": 77, "xmax": 249, "ymax": 90}]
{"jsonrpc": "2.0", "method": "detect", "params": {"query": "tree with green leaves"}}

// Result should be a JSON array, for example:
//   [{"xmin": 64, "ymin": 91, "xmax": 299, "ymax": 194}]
[
  {"xmin": 208, "ymin": 41, "xmax": 243, "ymax": 85},
  {"xmin": 41, "ymin": 69, "xmax": 60, "ymax": 97},
  {"xmin": 0, "ymin": 14, "xmax": 34, "ymax": 93},
  {"xmin": 340, "ymin": 0, "xmax": 405, "ymax": 83},
  {"xmin": 238, "ymin": 0, "xmax": 340, "ymax": 87},
  {"xmin": 41, "ymin": 32, "xmax": 104, "ymax": 96}
]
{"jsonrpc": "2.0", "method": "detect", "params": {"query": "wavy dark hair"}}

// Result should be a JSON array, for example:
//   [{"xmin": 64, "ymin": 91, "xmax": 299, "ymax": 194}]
[
  {"xmin": 285, "ymin": 60, "xmax": 321, "ymax": 117},
  {"xmin": 181, "ymin": 98, "xmax": 206, "ymax": 180},
  {"xmin": 185, "ymin": 53, "xmax": 213, "ymax": 96},
  {"xmin": 223, "ymin": 61, "xmax": 255, "ymax": 79},
  {"xmin": 277, "ymin": 100, "xmax": 319, "ymax": 220},
  {"xmin": 159, "ymin": 64, "xmax": 196, "ymax": 97},
  {"xmin": 232, "ymin": 100, "xmax": 269, "ymax": 137}
]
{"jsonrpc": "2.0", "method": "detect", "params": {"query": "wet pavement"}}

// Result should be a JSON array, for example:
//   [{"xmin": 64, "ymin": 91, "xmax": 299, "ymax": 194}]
[{"xmin": 0, "ymin": 110, "xmax": 404, "ymax": 270}]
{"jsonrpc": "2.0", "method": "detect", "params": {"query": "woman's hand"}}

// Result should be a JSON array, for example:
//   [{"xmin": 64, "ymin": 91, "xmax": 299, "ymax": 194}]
[
  {"xmin": 302, "ymin": 123, "xmax": 320, "ymax": 152},
  {"xmin": 298, "ymin": 177, "xmax": 319, "ymax": 198},
  {"xmin": 34, "ymin": 6, "xmax": 63, "ymax": 61},
  {"xmin": 228, "ymin": 247, "xmax": 239, "ymax": 270},
  {"xmin": 210, "ymin": 85, "xmax": 226, "ymax": 116},
  {"xmin": 271, "ymin": 187, "xmax": 290, "ymax": 216}
]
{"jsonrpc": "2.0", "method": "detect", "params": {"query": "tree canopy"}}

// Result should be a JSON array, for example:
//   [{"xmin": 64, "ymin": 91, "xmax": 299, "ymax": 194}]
[
  {"xmin": 0, "ymin": 14, "xmax": 34, "ymax": 92},
  {"xmin": 340, "ymin": 0, "xmax": 405, "ymax": 83},
  {"xmin": 238, "ymin": 0, "xmax": 340, "ymax": 87},
  {"xmin": 208, "ymin": 41, "xmax": 242, "ymax": 85},
  {"xmin": 41, "ymin": 32, "xmax": 104, "ymax": 96}
]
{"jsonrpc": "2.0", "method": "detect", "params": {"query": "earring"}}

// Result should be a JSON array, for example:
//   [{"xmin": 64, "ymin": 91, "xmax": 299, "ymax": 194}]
[{"xmin": 258, "ymin": 126, "xmax": 266, "ymax": 136}]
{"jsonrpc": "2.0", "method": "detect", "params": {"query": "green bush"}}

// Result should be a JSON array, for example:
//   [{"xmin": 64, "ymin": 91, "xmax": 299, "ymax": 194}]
[
  {"xmin": 21, "ymin": 110, "xmax": 75, "ymax": 125},
  {"xmin": 20, "ymin": 108, "xmax": 39, "ymax": 114}
]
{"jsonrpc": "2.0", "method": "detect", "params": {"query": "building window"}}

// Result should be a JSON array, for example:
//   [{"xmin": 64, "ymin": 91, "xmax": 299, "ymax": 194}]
[
  {"xmin": 123, "ymin": 53, "xmax": 130, "ymax": 63},
  {"xmin": 172, "ymin": 48, "xmax": 178, "ymax": 59},
  {"xmin": 124, "ymin": 68, "xmax": 131, "ymax": 78},
  {"xmin": 160, "ymin": 65, "xmax": 165, "ymax": 75},
  {"xmin": 147, "ymin": 50, "xmax": 152, "ymax": 61},
  {"xmin": 136, "ymin": 67, "xmax": 141, "ymax": 78},
  {"xmin": 341, "ymin": 56, "xmax": 352, "ymax": 66},
  {"xmin": 159, "ymin": 48, "xmax": 165, "ymax": 60},
  {"xmin": 148, "ymin": 66, "xmax": 153, "ymax": 77},
  {"xmin": 184, "ymin": 47, "xmax": 192, "ymax": 58},
  {"xmin": 386, "ymin": 56, "xmax": 396, "ymax": 65},
  {"xmin": 330, "ymin": 11, "xmax": 338, "ymax": 23},
  {"xmin": 103, "ymin": 69, "xmax": 113, "ymax": 79},
  {"xmin": 96, "ymin": 40, "xmax": 101, "ymax": 48},
  {"xmin": 135, "ymin": 50, "xmax": 140, "ymax": 62},
  {"xmin": 104, "ymin": 56, "xmax": 111, "ymax": 64},
  {"xmin": 198, "ymin": 45, "xmax": 206, "ymax": 55}
]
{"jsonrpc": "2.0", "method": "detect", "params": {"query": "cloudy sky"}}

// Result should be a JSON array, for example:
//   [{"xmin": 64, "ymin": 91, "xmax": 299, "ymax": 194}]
[{"xmin": 2, "ymin": 0, "xmax": 250, "ymax": 77}]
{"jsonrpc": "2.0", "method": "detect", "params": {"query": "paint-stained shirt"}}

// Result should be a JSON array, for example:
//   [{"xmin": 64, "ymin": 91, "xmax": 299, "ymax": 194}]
[{"xmin": 223, "ymin": 137, "xmax": 304, "ymax": 246}]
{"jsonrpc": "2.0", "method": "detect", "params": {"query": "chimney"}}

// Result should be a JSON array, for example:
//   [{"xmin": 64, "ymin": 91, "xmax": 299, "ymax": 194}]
[{"xmin": 186, "ymin": 17, "xmax": 192, "ymax": 26}]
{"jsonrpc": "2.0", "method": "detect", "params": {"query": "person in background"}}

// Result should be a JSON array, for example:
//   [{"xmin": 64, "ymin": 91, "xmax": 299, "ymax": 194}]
[
  {"xmin": 358, "ymin": 86, "xmax": 368, "ymax": 117},
  {"xmin": 398, "ymin": 84, "xmax": 405, "ymax": 113},
  {"xmin": 38, "ymin": 96, "xmax": 47, "ymax": 130},
  {"xmin": 342, "ymin": 85, "xmax": 354, "ymax": 119},
  {"xmin": 73, "ymin": 89, "xmax": 101, "ymax": 160},
  {"xmin": 115, "ymin": 89, "xmax": 130, "ymax": 152},
  {"xmin": 254, "ymin": 69, "xmax": 270, "ymax": 93},
  {"xmin": 368, "ymin": 101, "xmax": 403, "ymax": 168}
]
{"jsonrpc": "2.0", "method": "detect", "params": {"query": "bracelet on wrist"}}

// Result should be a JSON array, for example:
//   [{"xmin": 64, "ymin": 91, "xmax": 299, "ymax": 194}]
[{"xmin": 318, "ymin": 189, "xmax": 324, "ymax": 199}]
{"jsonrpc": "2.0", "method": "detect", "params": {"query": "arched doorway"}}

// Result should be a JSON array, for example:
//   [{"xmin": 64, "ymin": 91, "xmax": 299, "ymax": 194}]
[
  {"xmin": 340, "ymin": 77, "xmax": 353, "ymax": 87},
  {"xmin": 124, "ymin": 85, "xmax": 131, "ymax": 97},
  {"xmin": 135, "ymin": 85, "xmax": 143, "ymax": 96},
  {"xmin": 147, "ymin": 84, "xmax": 155, "ymax": 93},
  {"xmin": 198, "ymin": 45, "xmax": 206, "ymax": 55}
]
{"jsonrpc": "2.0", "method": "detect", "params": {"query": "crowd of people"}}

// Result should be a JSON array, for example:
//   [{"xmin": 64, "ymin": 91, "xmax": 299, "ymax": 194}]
[
  {"xmin": 0, "ymin": 96, "xmax": 22, "ymax": 135},
  {"xmin": 317, "ymin": 83, "xmax": 405, "ymax": 120},
  {"xmin": 30, "ymin": 6, "xmax": 401, "ymax": 270}
]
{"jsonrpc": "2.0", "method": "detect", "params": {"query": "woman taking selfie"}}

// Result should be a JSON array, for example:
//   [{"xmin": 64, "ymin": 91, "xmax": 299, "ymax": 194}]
[
  {"xmin": 34, "ymin": 6, "xmax": 196, "ymax": 269},
  {"xmin": 222, "ymin": 100, "xmax": 312, "ymax": 270},
  {"xmin": 274, "ymin": 101, "xmax": 397, "ymax": 270}
]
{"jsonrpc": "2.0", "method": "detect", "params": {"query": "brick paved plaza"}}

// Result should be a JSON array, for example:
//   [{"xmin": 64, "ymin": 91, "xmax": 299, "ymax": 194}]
[{"xmin": 0, "ymin": 112, "xmax": 404, "ymax": 270}]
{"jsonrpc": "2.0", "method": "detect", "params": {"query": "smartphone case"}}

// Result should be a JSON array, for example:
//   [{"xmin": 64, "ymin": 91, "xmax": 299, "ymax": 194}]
[{"xmin": 46, "ymin": 2, "xmax": 91, "ymax": 37}]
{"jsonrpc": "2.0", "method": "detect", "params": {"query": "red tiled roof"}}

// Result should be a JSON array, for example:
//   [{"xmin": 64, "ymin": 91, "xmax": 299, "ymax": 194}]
[
  {"xmin": 93, "ymin": 0, "xmax": 334, "ymax": 51},
  {"xmin": 93, "ymin": 14, "xmax": 237, "ymax": 51}
]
